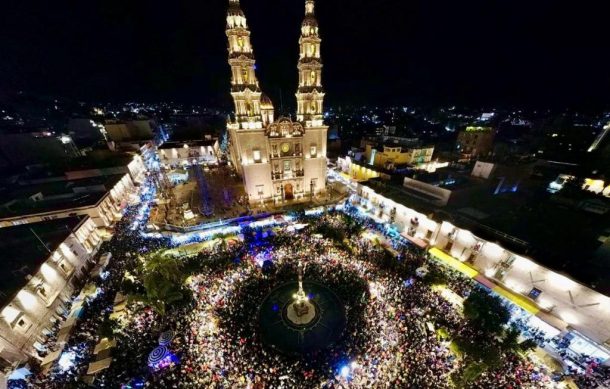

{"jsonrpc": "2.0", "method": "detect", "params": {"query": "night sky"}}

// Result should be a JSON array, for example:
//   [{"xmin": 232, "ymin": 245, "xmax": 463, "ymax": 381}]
[{"xmin": 1, "ymin": 0, "xmax": 609, "ymax": 109}]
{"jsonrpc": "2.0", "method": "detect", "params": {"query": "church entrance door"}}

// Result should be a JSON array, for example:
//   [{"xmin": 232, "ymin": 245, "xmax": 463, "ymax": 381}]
[{"xmin": 284, "ymin": 183, "xmax": 294, "ymax": 200}]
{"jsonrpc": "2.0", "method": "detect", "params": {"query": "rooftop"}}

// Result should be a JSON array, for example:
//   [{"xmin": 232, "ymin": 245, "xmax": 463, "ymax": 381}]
[
  {"xmin": 0, "ymin": 216, "xmax": 84, "ymax": 307},
  {"xmin": 158, "ymin": 139, "xmax": 217, "ymax": 150},
  {"xmin": 461, "ymin": 126, "xmax": 494, "ymax": 134},
  {"xmin": 10, "ymin": 151, "xmax": 136, "ymax": 180},
  {"xmin": 0, "ymin": 174, "xmax": 124, "ymax": 219},
  {"xmin": 365, "ymin": 163, "xmax": 610, "ymax": 293}
]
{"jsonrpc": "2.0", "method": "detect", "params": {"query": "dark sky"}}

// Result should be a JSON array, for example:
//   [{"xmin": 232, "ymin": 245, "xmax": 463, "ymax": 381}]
[{"xmin": 1, "ymin": 0, "xmax": 609, "ymax": 110}]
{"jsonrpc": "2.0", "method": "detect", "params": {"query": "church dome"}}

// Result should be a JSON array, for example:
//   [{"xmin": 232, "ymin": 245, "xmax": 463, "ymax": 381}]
[
  {"xmin": 227, "ymin": 0, "xmax": 244, "ymax": 17},
  {"xmin": 260, "ymin": 94, "xmax": 274, "ymax": 110},
  {"xmin": 302, "ymin": 15, "xmax": 318, "ymax": 28}
]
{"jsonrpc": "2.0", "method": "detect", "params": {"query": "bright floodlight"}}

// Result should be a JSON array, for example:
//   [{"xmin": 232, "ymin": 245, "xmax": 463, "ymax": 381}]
[
  {"xmin": 58, "ymin": 351, "xmax": 76, "ymax": 372},
  {"xmin": 340, "ymin": 365, "xmax": 350, "ymax": 378}
]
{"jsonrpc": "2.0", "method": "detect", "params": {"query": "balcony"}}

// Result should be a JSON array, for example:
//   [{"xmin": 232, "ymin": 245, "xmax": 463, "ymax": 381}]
[
  {"xmin": 269, "ymin": 152, "xmax": 303, "ymax": 159},
  {"xmin": 271, "ymin": 170, "xmax": 304, "ymax": 180}
]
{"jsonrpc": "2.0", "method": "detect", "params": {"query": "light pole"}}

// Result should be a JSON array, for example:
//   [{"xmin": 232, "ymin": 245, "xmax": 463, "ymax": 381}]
[{"xmin": 310, "ymin": 179, "xmax": 315, "ymax": 201}]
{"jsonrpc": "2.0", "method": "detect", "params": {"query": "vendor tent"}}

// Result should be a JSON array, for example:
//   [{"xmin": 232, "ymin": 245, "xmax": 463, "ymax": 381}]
[
  {"xmin": 41, "ymin": 350, "xmax": 62, "ymax": 367},
  {"xmin": 86, "ymin": 357, "xmax": 113, "ymax": 375},
  {"xmin": 93, "ymin": 338, "xmax": 117, "ymax": 355}
]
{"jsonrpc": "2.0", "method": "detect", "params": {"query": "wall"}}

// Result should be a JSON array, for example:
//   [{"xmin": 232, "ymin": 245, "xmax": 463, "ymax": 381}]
[
  {"xmin": 0, "ymin": 173, "xmax": 134, "ymax": 229},
  {"xmin": 0, "ymin": 218, "xmax": 98, "ymax": 364},
  {"xmin": 403, "ymin": 177, "xmax": 452, "ymax": 206},
  {"xmin": 471, "ymin": 161, "xmax": 496, "ymax": 179},
  {"xmin": 353, "ymin": 182, "xmax": 610, "ymax": 352}
]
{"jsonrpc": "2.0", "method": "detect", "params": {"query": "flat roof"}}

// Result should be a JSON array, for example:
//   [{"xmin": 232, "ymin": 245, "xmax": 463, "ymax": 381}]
[
  {"xmin": 158, "ymin": 139, "xmax": 216, "ymax": 149},
  {"xmin": 0, "ymin": 216, "xmax": 84, "ymax": 307},
  {"xmin": 0, "ymin": 174, "xmax": 124, "ymax": 219},
  {"xmin": 12, "ymin": 151, "xmax": 136, "ymax": 179}
]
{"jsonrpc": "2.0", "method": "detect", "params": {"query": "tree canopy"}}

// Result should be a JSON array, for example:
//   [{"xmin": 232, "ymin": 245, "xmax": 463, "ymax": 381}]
[{"xmin": 463, "ymin": 289, "xmax": 510, "ymax": 334}]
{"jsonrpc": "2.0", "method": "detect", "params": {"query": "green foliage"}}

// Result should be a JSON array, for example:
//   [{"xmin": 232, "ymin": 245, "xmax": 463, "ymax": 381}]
[
  {"xmin": 129, "ymin": 253, "xmax": 190, "ymax": 316},
  {"xmin": 423, "ymin": 267, "xmax": 448, "ymax": 286},
  {"xmin": 518, "ymin": 338, "xmax": 538, "ymax": 352},
  {"xmin": 500, "ymin": 325, "xmax": 521, "ymax": 352},
  {"xmin": 462, "ymin": 362, "xmax": 486, "ymax": 383},
  {"xmin": 463, "ymin": 289, "xmax": 510, "ymax": 334},
  {"xmin": 454, "ymin": 336, "xmax": 502, "ymax": 368},
  {"xmin": 98, "ymin": 317, "xmax": 119, "ymax": 338}
]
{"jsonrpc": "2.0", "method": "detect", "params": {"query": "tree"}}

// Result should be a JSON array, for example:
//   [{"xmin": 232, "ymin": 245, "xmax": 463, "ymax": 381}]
[
  {"xmin": 518, "ymin": 338, "xmax": 538, "ymax": 352},
  {"xmin": 463, "ymin": 289, "xmax": 510, "ymax": 334},
  {"xmin": 423, "ymin": 266, "xmax": 448, "ymax": 285},
  {"xmin": 500, "ymin": 325, "xmax": 520, "ymax": 352},
  {"xmin": 130, "ymin": 254, "xmax": 189, "ymax": 316},
  {"xmin": 219, "ymin": 130, "xmax": 229, "ymax": 155}
]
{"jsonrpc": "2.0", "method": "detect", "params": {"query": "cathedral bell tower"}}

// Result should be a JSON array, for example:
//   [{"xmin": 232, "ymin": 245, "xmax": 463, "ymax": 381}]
[
  {"xmin": 226, "ymin": 0, "xmax": 264, "ymax": 130},
  {"xmin": 224, "ymin": 0, "xmax": 326, "ymax": 205},
  {"xmin": 296, "ymin": 0, "xmax": 324, "ymax": 128}
]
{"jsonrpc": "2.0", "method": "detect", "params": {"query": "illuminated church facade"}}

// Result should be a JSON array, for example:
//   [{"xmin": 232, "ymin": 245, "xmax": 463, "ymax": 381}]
[{"xmin": 225, "ymin": 0, "xmax": 327, "ymax": 204}]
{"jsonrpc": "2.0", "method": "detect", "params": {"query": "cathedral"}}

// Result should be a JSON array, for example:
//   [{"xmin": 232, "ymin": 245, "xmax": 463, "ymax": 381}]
[{"xmin": 225, "ymin": 0, "xmax": 327, "ymax": 204}]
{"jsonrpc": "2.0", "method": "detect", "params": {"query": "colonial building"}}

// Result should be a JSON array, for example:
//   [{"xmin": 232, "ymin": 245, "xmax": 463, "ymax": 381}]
[
  {"xmin": 0, "ymin": 154, "xmax": 144, "ymax": 228},
  {"xmin": 456, "ymin": 126, "xmax": 495, "ymax": 160},
  {"xmin": 0, "ymin": 216, "xmax": 101, "ymax": 365},
  {"xmin": 157, "ymin": 138, "xmax": 219, "ymax": 169},
  {"xmin": 225, "ymin": 0, "xmax": 327, "ymax": 204}
]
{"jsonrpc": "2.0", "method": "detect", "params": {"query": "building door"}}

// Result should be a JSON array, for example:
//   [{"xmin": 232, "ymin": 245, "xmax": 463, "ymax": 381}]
[{"xmin": 284, "ymin": 183, "xmax": 294, "ymax": 200}]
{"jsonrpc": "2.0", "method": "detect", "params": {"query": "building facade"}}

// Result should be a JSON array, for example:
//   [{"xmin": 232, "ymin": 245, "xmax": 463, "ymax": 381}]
[
  {"xmin": 0, "ymin": 173, "xmax": 135, "ymax": 229},
  {"xmin": 364, "ymin": 143, "xmax": 434, "ymax": 170},
  {"xmin": 157, "ymin": 139, "xmax": 219, "ymax": 169},
  {"xmin": 0, "ymin": 216, "xmax": 100, "ymax": 365},
  {"xmin": 225, "ymin": 0, "xmax": 327, "ymax": 204},
  {"xmin": 456, "ymin": 126, "xmax": 495, "ymax": 160},
  {"xmin": 352, "ymin": 182, "xmax": 610, "ymax": 361}
]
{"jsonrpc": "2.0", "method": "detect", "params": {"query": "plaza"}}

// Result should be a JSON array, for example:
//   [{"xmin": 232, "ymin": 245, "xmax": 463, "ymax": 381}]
[{"xmin": 9, "ymin": 173, "xmax": 606, "ymax": 388}]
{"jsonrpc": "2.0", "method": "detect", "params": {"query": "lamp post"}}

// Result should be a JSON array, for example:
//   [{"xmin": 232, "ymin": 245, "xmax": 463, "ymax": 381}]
[{"xmin": 310, "ymin": 179, "xmax": 315, "ymax": 201}]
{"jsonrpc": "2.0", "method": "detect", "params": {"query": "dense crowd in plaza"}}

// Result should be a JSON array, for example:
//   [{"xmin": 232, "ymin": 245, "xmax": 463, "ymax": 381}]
[{"xmin": 8, "ymin": 191, "xmax": 610, "ymax": 388}]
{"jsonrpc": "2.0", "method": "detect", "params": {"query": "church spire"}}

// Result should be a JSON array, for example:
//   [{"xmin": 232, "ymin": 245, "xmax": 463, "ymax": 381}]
[
  {"xmin": 305, "ymin": 0, "xmax": 315, "ymax": 15},
  {"xmin": 296, "ymin": 0, "xmax": 324, "ymax": 127},
  {"xmin": 226, "ymin": 0, "xmax": 264, "ymax": 129}
]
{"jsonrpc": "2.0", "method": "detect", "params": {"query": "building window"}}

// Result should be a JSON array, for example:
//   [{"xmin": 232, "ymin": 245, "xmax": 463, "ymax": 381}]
[
  {"xmin": 528, "ymin": 288, "xmax": 542, "ymax": 300},
  {"xmin": 59, "ymin": 261, "xmax": 71, "ymax": 274},
  {"xmin": 310, "ymin": 145, "xmax": 317, "ymax": 157},
  {"xmin": 256, "ymin": 185, "xmax": 264, "ymax": 197},
  {"xmin": 38, "ymin": 286, "xmax": 47, "ymax": 298},
  {"xmin": 283, "ymin": 160, "xmax": 291, "ymax": 172},
  {"xmin": 253, "ymin": 149, "xmax": 261, "ymax": 163}
]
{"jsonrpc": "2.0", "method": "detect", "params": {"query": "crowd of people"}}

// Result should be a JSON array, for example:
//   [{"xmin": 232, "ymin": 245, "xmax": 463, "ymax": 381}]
[{"xmin": 9, "ymin": 191, "xmax": 610, "ymax": 388}]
